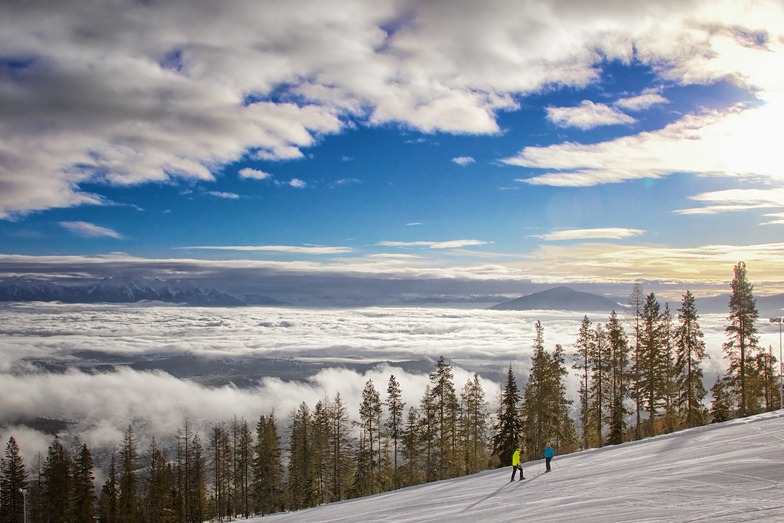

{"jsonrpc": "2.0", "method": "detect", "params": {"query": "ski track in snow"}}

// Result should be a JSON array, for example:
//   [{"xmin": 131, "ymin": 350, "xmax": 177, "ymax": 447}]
[{"xmin": 253, "ymin": 412, "xmax": 784, "ymax": 522}]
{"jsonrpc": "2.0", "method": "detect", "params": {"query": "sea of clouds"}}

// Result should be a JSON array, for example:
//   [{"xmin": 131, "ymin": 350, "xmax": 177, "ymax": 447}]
[{"xmin": 1, "ymin": 302, "xmax": 779, "ymax": 462}]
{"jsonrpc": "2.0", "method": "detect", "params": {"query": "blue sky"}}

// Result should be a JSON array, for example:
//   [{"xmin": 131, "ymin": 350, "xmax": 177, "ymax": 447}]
[{"xmin": 1, "ymin": 0, "xmax": 783, "ymax": 302}]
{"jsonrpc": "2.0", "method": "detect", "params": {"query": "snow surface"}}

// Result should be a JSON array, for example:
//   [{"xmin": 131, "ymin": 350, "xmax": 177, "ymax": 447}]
[{"xmin": 251, "ymin": 411, "xmax": 784, "ymax": 522}]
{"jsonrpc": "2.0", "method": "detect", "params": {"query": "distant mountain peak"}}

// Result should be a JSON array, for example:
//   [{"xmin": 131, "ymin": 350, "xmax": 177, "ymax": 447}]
[{"xmin": 490, "ymin": 286, "xmax": 623, "ymax": 312}]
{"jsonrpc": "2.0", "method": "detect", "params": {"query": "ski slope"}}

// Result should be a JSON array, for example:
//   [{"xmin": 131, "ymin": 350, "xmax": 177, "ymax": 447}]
[{"xmin": 253, "ymin": 411, "xmax": 784, "ymax": 522}]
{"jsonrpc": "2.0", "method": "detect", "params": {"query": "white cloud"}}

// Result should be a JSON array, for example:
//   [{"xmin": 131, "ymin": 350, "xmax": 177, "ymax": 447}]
[
  {"xmin": 615, "ymin": 93, "xmax": 669, "ymax": 112},
  {"xmin": 546, "ymin": 100, "xmax": 636, "ymax": 130},
  {"xmin": 452, "ymin": 156, "xmax": 476, "ymax": 166},
  {"xmin": 239, "ymin": 167, "xmax": 273, "ymax": 180},
  {"xmin": 676, "ymin": 188, "xmax": 784, "ymax": 215},
  {"xmin": 208, "ymin": 191, "xmax": 240, "ymax": 199},
  {"xmin": 289, "ymin": 178, "xmax": 307, "ymax": 188},
  {"xmin": 534, "ymin": 228, "xmax": 646, "ymax": 241},
  {"xmin": 378, "ymin": 240, "xmax": 492, "ymax": 249},
  {"xmin": 59, "ymin": 221, "xmax": 123, "ymax": 239},
  {"xmin": 180, "ymin": 245, "xmax": 353, "ymax": 254},
  {"xmin": 507, "ymin": 100, "xmax": 784, "ymax": 186},
  {"xmin": 1, "ymin": 0, "xmax": 782, "ymax": 217}
]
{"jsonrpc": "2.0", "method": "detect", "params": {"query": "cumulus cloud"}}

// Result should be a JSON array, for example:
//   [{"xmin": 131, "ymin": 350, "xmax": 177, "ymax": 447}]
[
  {"xmin": 534, "ymin": 228, "xmax": 646, "ymax": 241},
  {"xmin": 239, "ymin": 167, "xmax": 273, "ymax": 180},
  {"xmin": 546, "ymin": 100, "xmax": 636, "ymax": 130},
  {"xmin": 59, "ymin": 221, "xmax": 124, "ymax": 239},
  {"xmin": 2, "ymin": 0, "xmax": 783, "ymax": 217},
  {"xmin": 615, "ymin": 93, "xmax": 669, "ymax": 112},
  {"xmin": 452, "ymin": 156, "xmax": 476, "ymax": 166}
]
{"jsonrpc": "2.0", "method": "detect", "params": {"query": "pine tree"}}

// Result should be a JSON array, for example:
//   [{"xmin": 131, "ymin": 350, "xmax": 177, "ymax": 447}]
[
  {"xmin": 252, "ymin": 413, "xmax": 284, "ymax": 516},
  {"xmin": 209, "ymin": 422, "xmax": 231, "ymax": 521},
  {"xmin": 460, "ymin": 374, "xmax": 489, "ymax": 474},
  {"xmin": 675, "ymin": 290, "xmax": 709, "ymax": 428},
  {"xmin": 606, "ymin": 310, "xmax": 630, "ymax": 445},
  {"xmin": 288, "ymin": 402, "xmax": 317, "ymax": 509},
  {"xmin": 327, "ymin": 393, "xmax": 354, "ymax": 502},
  {"xmin": 99, "ymin": 454, "xmax": 119, "ymax": 523},
  {"xmin": 418, "ymin": 385, "xmax": 438, "ymax": 482},
  {"xmin": 587, "ymin": 323, "xmax": 609, "ymax": 446},
  {"xmin": 660, "ymin": 303, "xmax": 679, "ymax": 434},
  {"xmin": 710, "ymin": 375, "xmax": 735, "ymax": 422},
  {"xmin": 400, "ymin": 406, "xmax": 422, "ymax": 486},
  {"xmin": 385, "ymin": 375, "xmax": 405, "ymax": 489},
  {"xmin": 428, "ymin": 356, "xmax": 459, "ymax": 480},
  {"xmin": 0, "ymin": 436, "xmax": 27, "ymax": 523},
  {"xmin": 636, "ymin": 293, "xmax": 668, "ymax": 437},
  {"xmin": 188, "ymin": 433, "xmax": 207, "ymax": 523},
  {"xmin": 628, "ymin": 282, "xmax": 645, "ymax": 439},
  {"xmin": 356, "ymin": 379, "xmax": 383, "ymax": 493},
  {"xmin": 492, "ymin": 365, "xmax": 523, "ymax": 467},
  {"xmin": 42, "ymin": 435, "xmax": 71, "ymax": 523},
  {"xmin": 572, "ymin": 315, "xmax": 593, "ymax": 448},
  {"xmin": 312, "ymin": 399, "xmax": 331, "ymax": 504},
  {"xmin": 144, "ymin": 438, "xmax": 174, "ymax": 523},
  {"xmin": 723, "ymin": 261, "xmax": 761, "ymax": 416},
  {"xmin": 71, "ymin": 443, "xmax": 96, "ymax": 522},
  {"xmin": 232, "ymin": 417, "xmax": 253, "ymax": 518},
  {"xmin": 119, "ymin": 424, "xmax": 139, "ymax": 523}
]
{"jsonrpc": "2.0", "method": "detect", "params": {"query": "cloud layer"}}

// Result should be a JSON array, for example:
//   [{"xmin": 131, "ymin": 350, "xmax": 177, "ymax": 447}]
[
  {"xmin": 2, "ymin": 0, "xmax": 783, "ymax": 217},
  {"xmin": 2, "ymin": 303, "xmax": 774, "ymax": 460}
]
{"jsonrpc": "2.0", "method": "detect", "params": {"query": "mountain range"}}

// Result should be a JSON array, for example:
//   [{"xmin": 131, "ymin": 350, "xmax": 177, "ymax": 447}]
[
  {"xmin": 490, "ymin": 286, "xmax": 624, "ymax": 312},
  {"xmin": 0, "ymin": 277, "xmax": 284, "ymax": 307}
]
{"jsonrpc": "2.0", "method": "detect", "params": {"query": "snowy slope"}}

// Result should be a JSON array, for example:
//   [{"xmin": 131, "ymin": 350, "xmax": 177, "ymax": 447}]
[{"xmin": 254, "ymin": 411, "xmax": 784, "ymax": 522}]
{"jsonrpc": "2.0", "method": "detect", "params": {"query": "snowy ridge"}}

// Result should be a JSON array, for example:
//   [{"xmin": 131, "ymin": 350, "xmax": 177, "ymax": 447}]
[{"xmin": 257, "ymin": 412, "xmax": 784, "ymax": 522}]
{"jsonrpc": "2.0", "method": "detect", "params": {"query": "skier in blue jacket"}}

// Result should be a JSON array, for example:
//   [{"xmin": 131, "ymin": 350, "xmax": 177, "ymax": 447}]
[{"xmin": 544, "ymin": 442, "xmax": 555, "ymax": 472}]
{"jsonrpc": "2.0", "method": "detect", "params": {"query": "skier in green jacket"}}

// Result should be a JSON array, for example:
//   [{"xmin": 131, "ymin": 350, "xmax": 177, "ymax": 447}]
[{"xmin": 511, "ymin": 446, "xmax": 524, "ymax": 481}]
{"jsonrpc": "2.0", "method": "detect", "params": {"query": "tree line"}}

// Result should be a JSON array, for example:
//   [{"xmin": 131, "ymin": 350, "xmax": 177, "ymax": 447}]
[{"xmin": 1, "ymin": 261, "xmax": 776, "ymax": 521}]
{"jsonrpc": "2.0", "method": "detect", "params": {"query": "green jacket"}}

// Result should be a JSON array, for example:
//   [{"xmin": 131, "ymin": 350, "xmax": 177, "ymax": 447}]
[{"xmin": 512, "ymin": 449, "xmax": 521, "ymax": 466}]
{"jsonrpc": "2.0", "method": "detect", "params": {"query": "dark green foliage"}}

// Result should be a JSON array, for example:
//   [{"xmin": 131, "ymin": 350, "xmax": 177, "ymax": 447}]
[
  {"xmin": 386, "ymin": 375, "xmax": 405, "ymax": 489},
  {"xmin": 675, "ymin": 290, "xmax": 709, "ymax": 428},
  {"xmin": 71, "ymin": 443, "xmax": 96, "ymax": 522},
  {"xmin": 0, "ymin": 436, "xmax": 27, "ymax": 523},
  {"xmin": 42, "ymin": 436, "xmax": 71, "ymax": 523},
  {"xmin": 252, "ymin": 413, "xmax": 284, "ymax": 515},
  {"xmin": 723, "ymin": 261, "xmax": 761, "ymax": 416},
  {"xmin": 492, "ymin": 365, "xmax": 523, "ymax": 467}
]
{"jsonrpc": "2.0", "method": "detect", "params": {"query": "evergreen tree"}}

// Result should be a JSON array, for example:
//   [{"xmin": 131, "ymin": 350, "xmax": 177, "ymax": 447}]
[
  {"xmin": 71, "ymin": 443, "xmax": 96, "ymax": 522},
  {"xmin": 288, "ymin": 402, "xmax": 317, "ymax": 510},
  {"xmin": 209, "ymin": 423, "xmax": 232, "ymax": 521},
  {"xmin": 327, "ymin": 393, "xmax": 354, "ymax": 502},
  {"xmin": 312, "ymin": 399, "xmax": 331, "ymax": 504},
  {"xmin": 491, "ymin": 365, "xmax": 523, "ymax": 467},
  {"xmin": 232, "ymin": 417, "xmax": 253, "ymax": 518},
  {"xmin": 674, "ymin": 290, "xmax": 709, "ymax": 428},
  {"xmin": 710, "ymin": 375, "xmax": 735, "ymax": 422},
  {"xmin": 606, "ymin": 310, "xmax": 630, "ymax": 445},
  {"xmin": 587, "ymin": 323, "xmax": 609, "ymax": 446},
  {"xmin": 636, "ymin": 293, "xmax": 668, "ymax": 437},
  {"xmin": 572, "ymin": 315, "xmax": 592, "ymax": 448},
  {"xmin": 0, "ymin": 436, "xmax": 27, "ymax": 523},
  {"xmin": 188, "ymin": 433, "xmax": 207, "ymax": 523},
  {"xmin": 460, "ymin": 374, "xmax": 489, "ymax": 474},
  {"xmin": 385, "ymin": 375, "xmax": 405, "ymax": 489},
  {"xmin": 723, "ymin": 261, "xmax": 761, "ymax": 416},
  {"xmin": 660, "ymin": 303, "xmax": 679, "ymax": 434},
  {"xmin": 418, "ymin": 385, "xmax": 438, "ymax": 482},
  {"xmin": 400, "ymin": 406, "xmax": 422, "ymax": 487},
  {"xmin": 119, "ymin": 425, "xmax": 139, "ymax": 523},
  {"xmin": 252, "ymin": 413, "xmax": 284, "ymax": 516},
  {"xmin": 42, "ymin": 435, "xmax": 71, "ymax": 523},
  {"xmin": 99, "ymin": 454, "xmax": 119, "ymax": 523},
  {"xmin": 144, "ymin": 438, "xmax": 174, "ymax": 523},
  {"xmin": 521, "ymin": 323, "xmax": 577, "ymax": 457},
  {"xmin": 428, "ymin": 356, "xmax": 459, "ymax": 480},
  {"xmin": 628, "ymin": 282, "xmax": 645, "ymax": 439},
  {"xmin": 356, "ymin": 379, "xmax": 383, "ymax": 493}
]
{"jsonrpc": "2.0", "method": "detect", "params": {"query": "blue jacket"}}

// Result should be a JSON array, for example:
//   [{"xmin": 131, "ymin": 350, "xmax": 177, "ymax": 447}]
[{"xmin": 544, "ymin": 446, "xmax": 554, "ymax": 458}]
